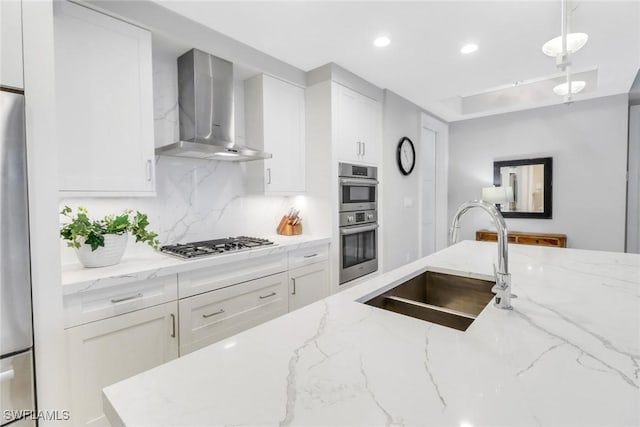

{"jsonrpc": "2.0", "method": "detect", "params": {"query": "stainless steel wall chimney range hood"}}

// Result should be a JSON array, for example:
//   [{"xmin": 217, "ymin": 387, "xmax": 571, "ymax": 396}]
[{"xmin": 156, "ymin": 49, "xmax": 271, "ymax": 161}]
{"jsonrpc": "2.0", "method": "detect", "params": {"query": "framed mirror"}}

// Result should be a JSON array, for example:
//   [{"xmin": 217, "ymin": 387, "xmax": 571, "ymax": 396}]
[{"xmin": 493, "ymin": 157, "xmax": 552, "ymax": 219}]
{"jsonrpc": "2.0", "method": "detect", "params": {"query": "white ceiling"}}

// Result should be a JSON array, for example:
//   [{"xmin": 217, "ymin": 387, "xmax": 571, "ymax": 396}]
[{"xmin": 156, "ymin": 1, "xmax": 640, "ymax": 121}]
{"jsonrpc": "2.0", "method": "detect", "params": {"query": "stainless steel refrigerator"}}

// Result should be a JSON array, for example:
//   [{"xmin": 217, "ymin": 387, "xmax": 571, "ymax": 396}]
[{"xmin": 1, "ymin": 88, "xmax": 36, "ymax": 426}]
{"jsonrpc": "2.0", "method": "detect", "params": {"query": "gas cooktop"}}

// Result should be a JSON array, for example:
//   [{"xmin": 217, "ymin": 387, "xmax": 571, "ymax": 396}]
[{"xmin": 160, "ymin": 236, "xmax": 276, "ymax": 259}]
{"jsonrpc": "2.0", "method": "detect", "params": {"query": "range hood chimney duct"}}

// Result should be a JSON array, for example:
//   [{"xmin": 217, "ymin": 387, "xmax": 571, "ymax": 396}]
[{"xmin": 156, "ymin": 49, "xmax": 271, "ymax": 161}]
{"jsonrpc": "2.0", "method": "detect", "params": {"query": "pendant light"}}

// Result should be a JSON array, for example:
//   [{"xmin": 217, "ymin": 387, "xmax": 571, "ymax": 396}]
[{"xmin": 542, "ymin": 0, "xmax": 588, "ymax": 102}]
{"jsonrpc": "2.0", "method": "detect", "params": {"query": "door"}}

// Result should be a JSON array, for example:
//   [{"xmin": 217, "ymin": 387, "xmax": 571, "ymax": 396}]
[
  {"xmin": 54, "ymin": 1, "xmax": 155, "ymax": 195},
  {"xmin": 66, "ymin": 302, "xmax": 178, "ymax": 426},
  {"xmin": 289, "ymin": 262, "xmax": 329, "ymax": 311},
  {"xmin": 0, "ymin": 91, "xmax": 32, "ymax": 357},
  {"xmin": 358, "ymin": 94, "xmax": 381, "ymax": 165},
  {"xmin": 340, "ymin": 224, "xmax": 378, "ymax": 284},
  {"xmin": 263, "ymin": 75, "xmax": 305, "ymax": 193},
  {"xmin": 0, "ymin": 0, "xmax": 23, "ymax": 89},
  {"xmin": 420, "ymin": 127, "xmax": 437, "ymax": 257},
  {"xmin": 334, "ymin": 84, "xmax": 361, "ymax": 163},
  {"xmin": 0, "ymin": 350, "xmax": 35, "ymax": 426}
]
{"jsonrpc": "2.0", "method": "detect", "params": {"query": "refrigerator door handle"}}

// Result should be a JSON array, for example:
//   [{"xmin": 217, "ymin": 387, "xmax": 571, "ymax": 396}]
[{"xmin": 0, "ymin": 367, "xmax": 15, "ymax": 382}]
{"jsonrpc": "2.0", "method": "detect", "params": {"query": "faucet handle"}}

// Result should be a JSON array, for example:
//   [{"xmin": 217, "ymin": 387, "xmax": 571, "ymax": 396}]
[{"xmin": 492, "ymin": 263, "xmax": 498, "ymax": 280}]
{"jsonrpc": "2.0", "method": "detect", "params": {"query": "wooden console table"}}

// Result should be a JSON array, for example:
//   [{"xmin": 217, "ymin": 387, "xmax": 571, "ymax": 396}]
[{"xmin": 476, "ymin": 230, "xmax": 567, "ymax": 248}]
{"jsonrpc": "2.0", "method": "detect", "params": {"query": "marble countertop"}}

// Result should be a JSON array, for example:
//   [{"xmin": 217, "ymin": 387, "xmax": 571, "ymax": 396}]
[
  {"xmin": 103, "ymin": 241, "xmax": 640, "ymax": 426},
  {"xmin": 61, "ymin": 235, "xmax": 331, "ymax": 295}
]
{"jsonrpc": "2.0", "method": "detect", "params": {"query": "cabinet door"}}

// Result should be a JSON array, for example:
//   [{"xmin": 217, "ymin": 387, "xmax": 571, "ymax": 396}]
[
  {"xmin": 263, "ymin": 76, "xmax": 305, "ymax": 193},
  {"xmin": 289, "ymin": 261, "xmax": 329, "ymax": 312},
  {"xmin": 358, "ymin": 94, "xmax": 381, "ymax": 165},
  {"xmin": 54, "ymin": 1, "xmax": 155, "ymax": 195},
  {"xmin": 66, "ymin": 302, "xmax": 178, "ymax": 426},
  {"xmin": 334, "ymin": 84, "xmax": 362, "ymax": 163},
  {"xmin": 0, "ymin": 0, "xmax": 23, "ymax": 90}
]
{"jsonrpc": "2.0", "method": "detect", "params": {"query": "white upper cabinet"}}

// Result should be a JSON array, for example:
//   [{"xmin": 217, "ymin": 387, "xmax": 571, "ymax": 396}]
[
  {"xmin": 334, "ymin": 83, "xmax": 381, "ymax": 165},
  {"xmin": 245, "ymin": 74, "xmax": 305, "ymax": 194},
  {"xmin": 1, "ymin": 0, "xmax": 24, "ymax": 89},
  {"xmin": 54, "ymin": 1, "xmax": 155, "ymax": 196}
]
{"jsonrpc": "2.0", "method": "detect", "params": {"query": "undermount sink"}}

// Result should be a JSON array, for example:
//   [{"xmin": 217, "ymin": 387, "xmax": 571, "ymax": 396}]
[{"xmin": 364, "ymin": 271, "xmax": 495, "ymax": 331}]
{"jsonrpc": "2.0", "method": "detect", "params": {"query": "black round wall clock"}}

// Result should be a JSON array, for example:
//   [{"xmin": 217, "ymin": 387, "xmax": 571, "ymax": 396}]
[{"xmin": 396, "ymin": 136, "xmax": 416, "ymax": 176}]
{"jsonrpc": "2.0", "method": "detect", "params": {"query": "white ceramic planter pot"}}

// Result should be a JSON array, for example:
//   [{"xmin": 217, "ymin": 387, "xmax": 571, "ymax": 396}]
[{"xmin": 75, "ymin": 233, "xmax": 128, "ymax": 268}]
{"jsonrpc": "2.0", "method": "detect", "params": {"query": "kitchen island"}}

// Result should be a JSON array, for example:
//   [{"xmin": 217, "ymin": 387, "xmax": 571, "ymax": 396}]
[{"xmin": 103, "ymin": 241, "xmax": 639, "ymax": 426}]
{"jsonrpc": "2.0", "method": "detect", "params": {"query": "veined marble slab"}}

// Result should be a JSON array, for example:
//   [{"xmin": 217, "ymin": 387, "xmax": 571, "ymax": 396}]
[
  {"xmin": 61, "ymin": 235, "xmax": 331, "ymax": 296},
  {"xmin": 103, "ymin": 241, "xmax": 640, "ymax": 426}
]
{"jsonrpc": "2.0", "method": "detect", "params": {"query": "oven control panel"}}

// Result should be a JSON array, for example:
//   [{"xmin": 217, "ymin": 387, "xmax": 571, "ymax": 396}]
[{"xmin": 339, "ymin": 210, "xmax": 377, "ymax": 227}]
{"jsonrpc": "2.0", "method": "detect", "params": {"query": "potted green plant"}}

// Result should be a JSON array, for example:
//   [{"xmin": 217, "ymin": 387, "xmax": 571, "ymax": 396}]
[{"xmin": 60, "ymin": 206, "xmax": 160, "ymax": 268}]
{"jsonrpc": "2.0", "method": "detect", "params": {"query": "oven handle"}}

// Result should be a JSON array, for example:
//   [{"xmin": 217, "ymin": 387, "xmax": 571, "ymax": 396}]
[
  {"xmin": 339, "ymin": 178, "xmax": 378, "ymax": 186},
  {"xmin": 340, "ymin": 224, "xmax": 379, "ymax": 235}
]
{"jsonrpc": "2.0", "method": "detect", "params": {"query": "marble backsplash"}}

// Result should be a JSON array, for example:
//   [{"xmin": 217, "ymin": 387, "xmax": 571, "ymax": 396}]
[{"xmin": 59, "ymin": 156, "xmax": 297, "ymax": 265}]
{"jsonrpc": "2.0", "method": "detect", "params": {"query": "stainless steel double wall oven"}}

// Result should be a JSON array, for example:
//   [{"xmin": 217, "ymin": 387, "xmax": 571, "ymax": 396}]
[{"xmin": 338, "ymin": 163, "xmax": 378, "ymax": 284}]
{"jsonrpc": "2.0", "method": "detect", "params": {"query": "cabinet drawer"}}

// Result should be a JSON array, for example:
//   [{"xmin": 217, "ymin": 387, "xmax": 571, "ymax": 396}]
[
  {"xmin": 288, "ymin": 244, "xmax": 329, "ymax": 270},
  {"xmin": 515, "ymin": 236, "xmax": 562, "ymax": 247},
  {"xmin": 178, "ymin": 253, "xmax": 287, "ymax": 298},
  {"xmin": 64, "ymin": 275, "xmax": 178, "ymax": 328},
  {"xmin": 179, "ymin": 272, "xmax": 288, "ymax": 355}
]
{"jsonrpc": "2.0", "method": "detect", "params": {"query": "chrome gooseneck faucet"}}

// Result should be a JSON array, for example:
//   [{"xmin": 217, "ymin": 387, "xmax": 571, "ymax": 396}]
[{"xmin": 449, "ymin": 200, "xmax": 514, "ymax": 310}]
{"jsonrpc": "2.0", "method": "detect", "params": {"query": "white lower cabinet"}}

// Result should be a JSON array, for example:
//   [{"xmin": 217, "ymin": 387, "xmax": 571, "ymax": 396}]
[
  {"xmin": 64, "ymin": 245, "xmax": 329, "ymax": 425},
  {"xmin": 65, "ymin": 302, "xmax": 178, "ymax": 426},
  {"xmin": 178, "ymin": 272, "xmax": 288, "ymax": 355},
  {"xmin": 289, "ymin": 261, "xmax": 329, "ymax": 311}
]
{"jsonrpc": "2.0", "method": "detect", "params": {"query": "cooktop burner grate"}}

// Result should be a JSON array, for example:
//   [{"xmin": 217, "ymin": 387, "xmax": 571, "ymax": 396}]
[{"xmin": 160, "ymin": 236, "xmax": 275, "ymax": 259}]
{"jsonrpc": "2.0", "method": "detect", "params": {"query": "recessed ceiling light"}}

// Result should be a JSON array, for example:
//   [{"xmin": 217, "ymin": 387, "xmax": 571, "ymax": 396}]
[
  {"xmin": 373, "ymin": 36, "xmax": 390, "ymax": 48},
  {"xmin": 542, "ymin": 33, "xmax": 589, "ymax": 57},
  {"xmin": 553, "ymin": 80, "xmax": 586, "ymax": 96},
  {"xmin": 460, "ymin": 43, "xmax": 478, "ymax": 54}
]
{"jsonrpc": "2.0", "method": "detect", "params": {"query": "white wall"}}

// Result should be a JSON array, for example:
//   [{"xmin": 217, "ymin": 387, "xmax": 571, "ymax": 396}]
[
  {"xmin": 381, "ymin": 90, "xmax": 422, "ymax": 271},
  {"xmin": 449, "ymin": 94, "xmax": 629, "ymax": 252}
]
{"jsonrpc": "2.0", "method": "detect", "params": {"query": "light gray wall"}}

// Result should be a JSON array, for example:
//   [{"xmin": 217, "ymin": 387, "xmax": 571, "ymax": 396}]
[
  {"xmin": 449, "ymin": 94, "xmax": 629, "ymax": 252},
  {"xmin": 382, "ymin": 90, "xmax": 422, "ymax": 271},
  {"xmin": 630, "ymin": 69, "xmax": 640, "ymax": 105},
  {"xmin": 627, "ymin": 105, "xmax": 640, "ymax": 253}
]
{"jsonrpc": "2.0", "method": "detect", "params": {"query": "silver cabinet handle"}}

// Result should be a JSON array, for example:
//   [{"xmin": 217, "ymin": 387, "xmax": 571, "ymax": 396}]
[
  {"xmin": 356, "ymin": 141, "xmax": 361, "ymax": 156},
  {"xmin": 170, "ymin": 313, "xmax": 176, "ymax": 338},
  {"xmin": 111, "ymin": 293, "xmax": 143, "ymax": 304},
  {"xmin": 202, "ymin": 309, "xmax": 225, "ymax": 318},
  {"xmin": 259, "ymin": 292, "xmax": 276, "ymax": 299},
  {"xmin": 267, "ymin": 168, "xmax": 272, "ymax": 184},
  {"xmin": 303, "ymin": 253, "xmax": 318, "ymax": 258},
  {"xmin": 146, "ymin": 159, "xmax": 153, "ymax": 182},
  {"xmin": 0, "ymin": 368, "xmax": 15, "ymax": 383},
  {"xmin": 340, "ymin": 224, "xmax": 378, "ymax": 235},
  {"xmin": 291, "ymin": 278, "xmax": 296, "ymax": 295},
  {"xmin": 362, "ymin": 142, "xmax": 366, "ymax": 156}
]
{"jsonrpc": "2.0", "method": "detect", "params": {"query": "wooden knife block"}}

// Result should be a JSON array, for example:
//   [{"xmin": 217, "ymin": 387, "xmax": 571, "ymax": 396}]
[{"xmin": 277, "ymin": 215, "xmax": 302, "ymax": 236}]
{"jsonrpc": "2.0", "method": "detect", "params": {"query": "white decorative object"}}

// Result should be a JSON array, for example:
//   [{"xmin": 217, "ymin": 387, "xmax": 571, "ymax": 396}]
[
  {"xmin": 553, "ymin": 80, "xmax": 586, "ymax": 96},
  {"xmin": 75, "ymin": 234, "xmax": 128, "ymax": 268},
  {"xmin": 481, "ymin": 186, "xmax": 514, "ymax": 204},
  {"xmin": 541, "ymin": 32, "xmax": 589, "ymax": 57}
]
